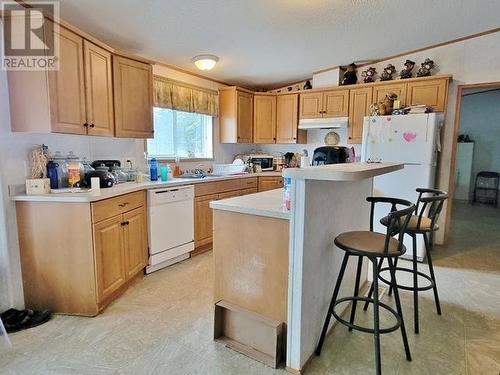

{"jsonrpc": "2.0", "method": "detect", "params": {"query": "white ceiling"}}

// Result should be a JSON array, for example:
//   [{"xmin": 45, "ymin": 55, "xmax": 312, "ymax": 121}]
[{"xmin": 59, "ymin": 0, "xmax": 500, "ymax": 89}]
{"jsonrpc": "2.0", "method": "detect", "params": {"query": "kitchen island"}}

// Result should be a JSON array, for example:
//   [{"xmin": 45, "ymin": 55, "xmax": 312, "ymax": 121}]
[{"xmin": 210, "ymin": 162, "xmax": 403, "ymax": 373}]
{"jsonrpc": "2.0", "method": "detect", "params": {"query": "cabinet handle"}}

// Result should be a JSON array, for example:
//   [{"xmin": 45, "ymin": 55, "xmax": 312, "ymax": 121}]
[
  {"xmin": 121, "ymin": 221, "xmax": 129, "ymax": 226},
  {"xmin": 83, "ymin": 123, "xmax": 89, "ymax": 127},
  {"xmin": 89, "ymin": 123, "xmax": 95, "ymax": 128},
  {"xmin": 118, "ymin": 202, "xmax": 129, "ymax": 208}
]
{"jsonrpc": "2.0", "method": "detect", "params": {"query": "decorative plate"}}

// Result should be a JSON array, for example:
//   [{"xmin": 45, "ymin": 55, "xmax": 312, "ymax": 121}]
[{"xmin": 324, "ymin": 131, "xmax": 340, "ymax": 146}]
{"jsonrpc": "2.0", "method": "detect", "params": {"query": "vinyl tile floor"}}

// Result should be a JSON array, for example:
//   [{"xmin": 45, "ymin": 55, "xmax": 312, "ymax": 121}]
[{"xmin": 1, "ymin": 201, "xmax": 499, "ymax": 374}]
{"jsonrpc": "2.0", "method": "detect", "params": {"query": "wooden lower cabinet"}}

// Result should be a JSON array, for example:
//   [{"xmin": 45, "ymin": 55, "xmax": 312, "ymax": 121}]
[
  {"xmin": 258, "ymin": 176, "xmax": 284, "ymax": 192},
  {"xmin": 123, "ymin": 207, "xmax": 148, "ymax": 279},
  {"xmin": 16, "ymin": 191, "xmax": 148, "ymax": 316},
  {"xmin": 94, "ymin": 215, "xmax": 126, "ymax": 302},
  {"xmin": 193, "ymin": 177, "xmax": 260, "ymax": 254},
  {"xmin": 195, "ymin": 193, "xmax": 218, "ymax": 248}
]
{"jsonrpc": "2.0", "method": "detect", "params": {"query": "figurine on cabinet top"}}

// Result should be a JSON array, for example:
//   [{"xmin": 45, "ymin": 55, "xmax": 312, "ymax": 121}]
[
  {"xmin": 361, "ymin": 67, "xmax": 377, "ymax": 83},
  {"xmin": 341, "ymin": 63, "xmax": 358, "ymax": 85},
  {"xmin": 380, "ymin": 64, "xmax": 396, "ymax": 81},
  {"xmin": 400, "ymin": 59, "xmax": 415, "ymax": 79},
  {"xmin": 371, "ymin": 92, "xmax": 398, "ymax": 116},
  {"xmin": 303, "ymin": 80, "xmax": 312, "ymax": 90},
  {"xmin": 417, "ymin": 58, "xmax": 435, "ymax": 77}
]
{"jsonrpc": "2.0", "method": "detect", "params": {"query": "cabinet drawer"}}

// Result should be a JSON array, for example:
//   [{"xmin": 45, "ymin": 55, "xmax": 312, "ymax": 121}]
[
  {"xmin": 92, "ymin": 191, "xmax": 145, "ymax": 223},
  {"xmin": 239, "ymin": 177, "xmax": 258, "ymax": 189},
  {"xmin": 195, "ymin": 179, "xmax": 241, "ymax": 196}
]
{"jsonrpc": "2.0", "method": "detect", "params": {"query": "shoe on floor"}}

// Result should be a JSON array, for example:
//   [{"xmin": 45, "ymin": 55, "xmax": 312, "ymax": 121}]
[{"xmin": 0, "ymin": 308, "xmax": 51, "ymax": 333}]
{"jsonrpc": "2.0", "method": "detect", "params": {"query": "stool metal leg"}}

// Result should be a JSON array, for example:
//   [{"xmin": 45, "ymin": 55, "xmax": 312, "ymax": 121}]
[
  {"xmin": 388, "ymin": 257, "xmax": 398, "ymax": 297},
  {"xmin": 316, "ymin": 253, "xmax": 350, "ymax": 355},
  {"xmin": 424, "ymin": 232, "xmax": 441, "ymax": 315},
  {"xmin": 412, "ymin": 234, "xmax": 419, "ymax": 334},
  {"xmin": 387, "ymin": 257, "xmax": 412, "ymax": 362},
  {"xmin": 371, "ymin": 257, "xmax": 382, "ymax": 375},
  {"xmin": 348, "ymin": 256, "xmax": 363, "ymax": 331},
  {"xmin": 363, "ymin": 257, "xmax": 384, "ymax": 311}
]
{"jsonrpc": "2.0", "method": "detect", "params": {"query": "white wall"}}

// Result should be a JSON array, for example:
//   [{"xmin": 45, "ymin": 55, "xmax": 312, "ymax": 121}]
[
  {"xmin": 459, "ymin": 89, "xmax": 500, "ymax": 184},
  {"xmin": 315, "ymin": 30, "xmax": 500, "ymax": 243}
]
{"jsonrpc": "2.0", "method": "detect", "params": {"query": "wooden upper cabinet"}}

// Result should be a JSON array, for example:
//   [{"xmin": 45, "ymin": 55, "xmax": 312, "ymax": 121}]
[
  {"xmin": 237, "ymin": 90, "xmax": 254, "ymax": 143},
  {"xmin": 219, "ymin": 87, "xmax": 254, "ymax": 143},
  {"xmin": 276, "ymin": 94, "xmax": 302, "ymax": 144},
  {"xmin": 299, "ymin": 91, "xmax": 323, "ymax": 119},
  {"xmin": 253, "ymin": 95, "xmax": 276, "ymax": 143},
  {"xmin": 348, "ymin": 87, "xmax": 372, "ymax": 144},
  {"xmin": 94, "ymin": 215, "xmax": 126, "ymax": 303},
  {"xmin": 113, "ymin": 56, "xmax": 154, "ymax": 138},
  {"xmin": 122, "ymin": 207, "xmax": 148, "ymax": 280},
  {"xmin": 373, "ymin": 82, "xmax": 407, "ymax": 107},
  {"xmin": 47, "ymin": 26, "xmax": 87, "ymax": 135},
  {"xmin": 83, "ymin": 41, "xmax": 114, "ymax": 136},
  {"xmin": 407, "ymin": 78, "xmax": 448, "ymax": 112},
  {"xmin": 299, "ymin": 89, "xmax": 348, "ymax": 119},
  {"xmin": 323, "ymin": 90, "xmax": 349, "ymax": 117}
]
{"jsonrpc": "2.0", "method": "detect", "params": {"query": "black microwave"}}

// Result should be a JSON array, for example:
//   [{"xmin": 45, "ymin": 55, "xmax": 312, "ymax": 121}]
[{"xmin": 246, "ymin": 155, "xmax": 274, "ymax": 171}]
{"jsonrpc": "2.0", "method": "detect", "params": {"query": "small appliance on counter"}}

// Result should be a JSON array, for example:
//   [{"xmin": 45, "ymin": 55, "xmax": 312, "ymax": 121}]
[
  {"xmin": 312, "ymin": 146, "xmax": 352, "ymax": 165},
  {"xmin": 241, "ymin": 154, "xmax": 275, "ymax": 171}
]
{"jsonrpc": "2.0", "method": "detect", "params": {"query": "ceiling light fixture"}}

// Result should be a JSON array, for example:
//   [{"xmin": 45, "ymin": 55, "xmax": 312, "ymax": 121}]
[{"xmin": 191, "ymin": 54, "xmax": 219, "ymax": 71}]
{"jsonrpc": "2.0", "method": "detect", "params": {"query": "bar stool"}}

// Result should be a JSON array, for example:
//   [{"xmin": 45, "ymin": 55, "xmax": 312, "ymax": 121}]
[
  {"xmin": 365, "ymin": 188, "xmax": 448, "ymax": 334},
  {"xmin": 316, "ymin": 197, "xmax": 415, "ymax": 375}
]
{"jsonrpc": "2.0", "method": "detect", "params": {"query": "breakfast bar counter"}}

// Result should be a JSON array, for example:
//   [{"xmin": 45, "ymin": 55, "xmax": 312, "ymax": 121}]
[{"xmin": 210, "ymin": 162, "xmax": 403, "ymax": 372}]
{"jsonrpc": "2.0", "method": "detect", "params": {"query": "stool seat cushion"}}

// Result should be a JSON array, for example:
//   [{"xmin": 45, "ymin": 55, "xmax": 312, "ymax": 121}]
[
  {"xmin": 380, "ymin": 215, "xmax": 438, "ymax": 232},
  {"xmin": 335, "ymin": 231, "xmax": 403, "ymax": 256}
]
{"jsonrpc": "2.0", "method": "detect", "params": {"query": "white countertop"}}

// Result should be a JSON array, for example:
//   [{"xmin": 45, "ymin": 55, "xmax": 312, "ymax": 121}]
[
  {"xmin": 11, "ymin": 171, "xmax": 283, "ymax": 203},
  {"xmin": 210, "ymin": 189, "xmax": 289, "ymax": 220},
  {"xmin": 283, "ymin": 162, "xmax": 403, "ymax": 181}
]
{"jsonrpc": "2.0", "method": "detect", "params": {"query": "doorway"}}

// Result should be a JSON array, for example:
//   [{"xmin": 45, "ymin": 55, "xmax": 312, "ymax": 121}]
[{"xmin": 444, "ymin": 83, "xmax": 500, "ymax": 269}]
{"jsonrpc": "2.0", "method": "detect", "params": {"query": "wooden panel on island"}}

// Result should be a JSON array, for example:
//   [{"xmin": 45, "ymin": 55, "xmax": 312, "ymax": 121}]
[{"xmin": 212, "ymin": 209, "xmax": 289, "ymax": 367}]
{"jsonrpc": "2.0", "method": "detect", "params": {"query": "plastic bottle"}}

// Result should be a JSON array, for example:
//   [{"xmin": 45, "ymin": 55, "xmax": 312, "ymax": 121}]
[
  {"xmin": 150, "ymin": 158, "xmax": 158, "ymax": 181},
  {"xmin": 46, "ymin": 161, "xmax": 59, "ymax": 189},
  {"xmin": 160, "ymin": 165, "xmax": 168, "ymax": 181},
  {"xmin": 166, "ymin": 164, "xmax": 173, "ymax": 180}
]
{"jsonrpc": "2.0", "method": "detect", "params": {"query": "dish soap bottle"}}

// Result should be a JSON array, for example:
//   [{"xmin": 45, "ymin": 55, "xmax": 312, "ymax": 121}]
[{"xmin": 150, "ymin": 158, "xmax": 158, "ymax": 181}]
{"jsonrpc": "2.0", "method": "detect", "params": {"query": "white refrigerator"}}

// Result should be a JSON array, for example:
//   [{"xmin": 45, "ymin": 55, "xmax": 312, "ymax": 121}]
[{"xmin": 361, "ymin": 113, "xmax": 441, "ymax": 261}]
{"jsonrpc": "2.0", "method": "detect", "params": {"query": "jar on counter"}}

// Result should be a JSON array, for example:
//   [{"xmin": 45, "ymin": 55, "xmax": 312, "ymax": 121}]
[{"xmin": 66, "ymin": 151, "xmax": 83, "ymax": 187}]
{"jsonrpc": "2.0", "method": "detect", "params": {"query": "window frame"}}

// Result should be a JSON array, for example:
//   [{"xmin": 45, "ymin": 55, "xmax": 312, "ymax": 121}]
[{"xmin": 145, "ymin": 108, "xmax": 215, "ymax": 162}]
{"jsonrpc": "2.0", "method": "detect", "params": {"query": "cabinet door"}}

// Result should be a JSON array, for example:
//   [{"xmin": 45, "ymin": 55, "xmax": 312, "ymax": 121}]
[
  {"xmin": 299, "ymin": 92, "xmax": 323, "ymax": 119},
  {"xmin": 258, "ymin": 177, "xmax": 284, "ymax": 192},
  {"xmin": 348, "ymin": 87, "xmax": 372, "ymax": 144},
  {"xmin": 323, "ymin": 90, "xmax": 349, "ymax": 117},
  {"xmin": 123, "ymin": 207, "xmax": 148, "ymax": 280},
  {"xmin": 47, "ymin": 26, "xmax": 87, "ymax": 135},
  {"xmin": 253, "ymin": 95, "xmax": 276, "ymax": 144},
  {"xmin": 236, "ymin": 90, "xmax": 253, "ymax": 143},
  {"xmin": 94, "ymin": 215, "xmax": 126, "ymax": 302},
  {"xmin": 407, "ymin": 78, "xmax": 448, "ymax": 112},
  {"xmin": 83, "ymin": 41, "xmax": 114, "ymax": 136},
  {"xmin": 194, "ymin": 193, "xmax": 218, "ymax": 247},
  {"xmin": 276, "ymin": 94, "xmax": 299, "ymax": 143},
  {"xmin": 373, "ymin": 82, "xmax": 407, "ymax": 107},
  {"xmin": 113, "ymin": 56, "xmax": 154, "ymax": 138}
]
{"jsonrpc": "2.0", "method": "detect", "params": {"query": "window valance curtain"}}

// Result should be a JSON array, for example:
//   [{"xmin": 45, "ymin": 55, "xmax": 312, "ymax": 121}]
[{"xmin": 153, "ymin": 76, "xmax": 218, "ymax": 117}]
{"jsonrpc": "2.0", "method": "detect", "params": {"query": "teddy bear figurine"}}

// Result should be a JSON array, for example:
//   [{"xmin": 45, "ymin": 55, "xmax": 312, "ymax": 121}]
[
  {"xmin": 380, "ymin": 64, "xmax": 396, "ymax": 81},
  {"xmin": 400, "ymin": 59, "xmax": 415, "ymax": 79},
  {"xmin": 371, "ymin": 92, "xmax": 398, "ymax": 116},
  {"xmin": 361, "ymin": 67, "xmax": 377, "ymax": 83},
  {"xmin": 341, "ymin": 63, "xmax": 358, "ymax": 85},
  {"xmin": 417, "ymin": 58, "xmax": 435, "ymax": 77}
]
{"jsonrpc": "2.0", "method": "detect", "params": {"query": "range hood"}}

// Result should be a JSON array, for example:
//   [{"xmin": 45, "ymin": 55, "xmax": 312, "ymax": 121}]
[{"xmin": 298, "ymin": 117, "xmax": 348, "ymax": 130}]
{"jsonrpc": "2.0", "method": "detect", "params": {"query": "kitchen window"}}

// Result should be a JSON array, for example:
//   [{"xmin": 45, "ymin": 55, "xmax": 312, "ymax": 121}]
[{"xmin": 147, "ymin": 107, "xmax": 213, "ymax": 159}]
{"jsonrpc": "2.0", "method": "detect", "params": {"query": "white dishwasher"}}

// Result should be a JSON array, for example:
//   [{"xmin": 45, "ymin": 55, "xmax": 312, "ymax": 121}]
[{"xmin": 147, "ymin": 185, "xmax": 194, "ymax": 273}]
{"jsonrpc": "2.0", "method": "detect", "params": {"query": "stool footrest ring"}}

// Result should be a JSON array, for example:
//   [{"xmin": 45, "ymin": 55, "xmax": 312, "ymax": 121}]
[
  {"xmin": 332, "ymin": 296, "xmax": 402, "ymax": 334},
  {"xmin": 378, "ymin": 266, "xmax": 434, "ymax": 291}
]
